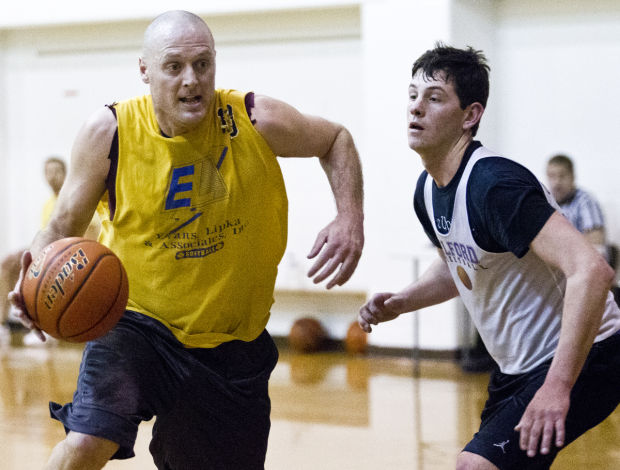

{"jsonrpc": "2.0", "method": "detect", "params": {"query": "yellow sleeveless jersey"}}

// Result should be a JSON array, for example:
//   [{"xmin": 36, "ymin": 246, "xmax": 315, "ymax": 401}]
[{"xmin": 97, "ymin": 90, "xmax": 288, "ymax": 347}]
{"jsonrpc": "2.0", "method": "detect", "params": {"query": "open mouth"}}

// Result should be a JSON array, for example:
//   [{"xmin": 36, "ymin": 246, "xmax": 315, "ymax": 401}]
[
  {"xmin": 409, "ymin": 122, "xmax": 423, "ymax": 130},
  {"xmin": 180, "ymin": 96, "xmax": 202, "ymax": 104}
]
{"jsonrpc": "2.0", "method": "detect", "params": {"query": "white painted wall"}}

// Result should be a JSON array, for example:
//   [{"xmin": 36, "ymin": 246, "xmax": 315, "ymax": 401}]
[
  {"xmin": 2, "ymin": 0, "xmax": 620, "ymax": 351},
  {"xmin": 0, "ymin": 31, "xmax": 7, "ymax": 245},
  {"xmin": 0, "ymin": 0, "xmax": 362, "ymax": 28},
  {"xmin": 494, "ymin": 0, "xmax": 620, "ymax": 244},
  {"xmin": 359, "ymin": 0, "xmax": 460, "ymax": 350},
  {"xmin": 2, "ymin": 24, "xmax": 147, "ymax": 250}
]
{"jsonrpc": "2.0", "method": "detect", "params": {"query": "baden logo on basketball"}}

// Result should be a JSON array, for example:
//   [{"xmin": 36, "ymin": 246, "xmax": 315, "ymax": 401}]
[
  {"xmin": 43, "ymin": 248, "xmax": 90, "ymax": 310},
  {"xmin": 457, "ymin": 266, "xmax": 473, "ymax": 290},
  {"xmin": 21, "ymin": 237, "xmax": 129, "ymax": 342}
]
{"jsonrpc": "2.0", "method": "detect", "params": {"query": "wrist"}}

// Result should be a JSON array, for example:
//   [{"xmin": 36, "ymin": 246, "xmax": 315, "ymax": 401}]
[{"xmin": 542, "ymin": 373, "xmax": 574, "ymax": 394}]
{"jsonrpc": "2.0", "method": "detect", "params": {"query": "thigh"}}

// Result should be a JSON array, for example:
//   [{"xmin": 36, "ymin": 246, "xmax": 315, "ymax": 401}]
[
  {"xmin": 150, "ymin": 372, "xmax": 272, "ymax": 470},
  {"xmin": 465, "ymin": 332, "xmax": 620, "ymax": 470},
  {"xmin": 463, "ymin": 365, "xmax": 556, "ymax": 470},
  {"xmin": 149, "ymin": 330, "xmax": 279, "ymax": 470},
  {"xmin": 50, "ymin": 311, "xmax": 185, "ymax": 459},
  {"xmin": 564, "ymin": 330, "xmax": 620, "ymax": 443}
]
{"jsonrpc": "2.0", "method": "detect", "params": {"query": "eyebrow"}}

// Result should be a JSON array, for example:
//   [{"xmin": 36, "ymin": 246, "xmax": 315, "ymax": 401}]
[
  {"xmin": 409, "ymin": 85, "xmax": 447, "ymax": 92},
  {"xmin": 160, "ymin": 48, "xmax": 213, "ymax": 61}
]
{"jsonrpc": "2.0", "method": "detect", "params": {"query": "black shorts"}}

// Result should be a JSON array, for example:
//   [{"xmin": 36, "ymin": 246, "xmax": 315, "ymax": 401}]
[
  {"xmin": 463, "ymin": 329, "xmax": 620, "ymax": 470},
  {"xmin": 49, "ymin": 310, "xmax": 279, "ymax": 470}
]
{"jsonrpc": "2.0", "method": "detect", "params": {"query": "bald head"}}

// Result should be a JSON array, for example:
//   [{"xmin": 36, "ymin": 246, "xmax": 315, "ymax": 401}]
[
  {"xmin": 142, "ymin": 10, "xmax": 214, "ymax": 61},
  {"xmin": 138, "ymin": 10, "xmax": 217, "ymax": 137}
]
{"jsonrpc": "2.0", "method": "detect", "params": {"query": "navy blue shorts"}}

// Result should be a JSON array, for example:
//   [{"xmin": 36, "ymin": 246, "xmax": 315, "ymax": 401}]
[
  {"xmin": 463, "ymin": 329, "xmax": 620, "ymax": 469},
  {"xmin": 49, "ymin": 310, "xmax": 279, "ymax": 470}
]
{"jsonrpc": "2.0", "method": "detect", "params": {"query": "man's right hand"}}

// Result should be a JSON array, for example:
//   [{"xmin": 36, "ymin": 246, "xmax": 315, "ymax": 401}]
[
  {"xmin": 7, "ymin": 251, "xmax": 46, "ymax": 341},
  {"xmin": 358, "ymin": 292, "xmax": 405, "ymax": 333}
]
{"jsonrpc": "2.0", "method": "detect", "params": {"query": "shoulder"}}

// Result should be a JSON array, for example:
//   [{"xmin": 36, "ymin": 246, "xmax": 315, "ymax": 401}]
[
  {"xmin": 249, "ymin": 94, "xmax": 345, "ymax": 158},
  {"xmin": 251, "ymin": 94, "xmax": 296, "ymax": 132},
  {"xmin": 251, "ymin": 94, "xmax": 341, "ymax": 133},
  {"xmin": 113, "ymin": 95, "xmax": 149, "ymax": 114},
  {"xmin": 81, "ymin": 106, "xmax": 118, "ymax": 143},
  {"xmin": 470, "ymin": 156, "xmax": 538, "ymax": 186},
  {"xmin": 72, "ymin": 106, "xmax": 117, "ymax": 175},
  {"xmin": 468, "ymin": 156, "xmax": 543, "ymax": 202}
]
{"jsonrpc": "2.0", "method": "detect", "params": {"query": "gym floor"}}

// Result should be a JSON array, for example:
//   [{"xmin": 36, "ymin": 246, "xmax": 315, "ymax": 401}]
[{"xmin": 0, "ymin": 338, "xmax": 618, "ymax": 469}]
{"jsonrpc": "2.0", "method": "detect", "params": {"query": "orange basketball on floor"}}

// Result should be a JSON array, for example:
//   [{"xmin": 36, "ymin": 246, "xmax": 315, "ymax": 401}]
[
  {"xmin": 21, "ymin": 237, "xmax": 129, "ymax": 342},
  {"xmin": 288, "ymin": 317, "xmax": 327, "ymax": 353},
  {"xmin": 345, "ymin": 320, "xmax": 368, "ymax": 354}
]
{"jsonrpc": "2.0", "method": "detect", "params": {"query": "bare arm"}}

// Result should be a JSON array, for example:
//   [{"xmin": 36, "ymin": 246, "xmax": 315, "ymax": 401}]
[
  {"xmin": 31, "ymin": 107, "xmax": 114, "ymax": 255},
  {"xmin": 8, "ymin": 106, "xmax": 116, "ymax": 335},
  {"xmin": 515, "ymin": 211, "xmax": 614, "ymax": 457},
  {"xmin": 358, "ymin": 250, "xmax": 459, "ymax": 332},
  {"xmin": 252, "ymin": 95, "xmax": 364, "ymax": 288}
]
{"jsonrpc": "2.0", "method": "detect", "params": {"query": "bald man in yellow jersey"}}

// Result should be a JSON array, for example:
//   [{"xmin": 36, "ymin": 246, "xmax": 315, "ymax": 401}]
[{"xmin": 9, "ymin": 9, "xmax": 363, "ymax": 470}]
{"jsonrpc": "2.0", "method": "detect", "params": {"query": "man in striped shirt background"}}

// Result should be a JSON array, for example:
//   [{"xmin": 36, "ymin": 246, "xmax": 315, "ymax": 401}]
[{"xmin": 546, "ymin": 154, "xmax": 606, "ymax": 248}]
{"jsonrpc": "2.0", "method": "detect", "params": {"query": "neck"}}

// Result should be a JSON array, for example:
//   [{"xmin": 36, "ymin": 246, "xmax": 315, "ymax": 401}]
[
  {"xmin": 418, "ymin": 135, "xmax": 473, "ymax": 187},
  {"xmin": 156, "ymin": 98, "xmax": 216, "ymax": 138}
]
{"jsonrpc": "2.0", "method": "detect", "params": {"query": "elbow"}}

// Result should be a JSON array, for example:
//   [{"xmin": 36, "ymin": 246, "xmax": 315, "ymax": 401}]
[
  {"xmin": 318, "ymin": 125, "xmax": 347, "ymax": 160},
  {"xmin": 602, "ymin": 262, "xmax": 616, "ymax": 289},
  {"xmin": 589, "ymin": 256, "xmax": 616, "ymax": 290}
]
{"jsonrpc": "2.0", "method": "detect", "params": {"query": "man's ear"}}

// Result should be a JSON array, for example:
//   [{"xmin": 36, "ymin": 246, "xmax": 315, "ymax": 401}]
[
  {"xmin": 139, "ymin": 57, "xmax": 150, "ymax": 84},
  {"xmin": 463, "ymin": 102, "xmax": 484, "ymax": 132}
]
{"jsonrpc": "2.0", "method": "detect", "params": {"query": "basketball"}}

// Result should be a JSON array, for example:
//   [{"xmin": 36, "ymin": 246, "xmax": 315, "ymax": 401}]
[
  {"xmin": 21, "ymin": 237, "xmax": 129, "ymax": 342},
  {"xmin": 288, "ymin": 317, "xmax": 327, "ymax": 353},
  {"xmin": 345, "ymin": 320, "xmax": 368, "ymax": 354}
]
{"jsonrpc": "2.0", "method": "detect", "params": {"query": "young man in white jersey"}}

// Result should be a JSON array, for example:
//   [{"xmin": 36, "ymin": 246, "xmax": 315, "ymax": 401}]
[
  {"xmin": 358, "ymin": 44, "xmax": 620, "ymax": 469},
  {"xmin": 8, "ymin": 10, "xmax": 364, "ymax": 470}
]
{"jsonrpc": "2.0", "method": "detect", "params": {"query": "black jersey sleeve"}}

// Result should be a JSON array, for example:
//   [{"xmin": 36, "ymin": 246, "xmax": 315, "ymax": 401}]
[
  {"xmin": 413, "ymin": 171, "xmax": 441, "ymax": 249},
  {"xmin": 467, "ymin": 157, "xmax": 555, "ymax": 258}
]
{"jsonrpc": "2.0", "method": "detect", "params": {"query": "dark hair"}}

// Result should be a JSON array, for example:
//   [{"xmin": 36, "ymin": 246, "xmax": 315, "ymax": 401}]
[
  {"xmin": 547, "ymin": 154, "xmax": 574, "ymax": 176},
  {"xmin": 412, "ymin": 42, "xmax": 490, "ymax": 135}
]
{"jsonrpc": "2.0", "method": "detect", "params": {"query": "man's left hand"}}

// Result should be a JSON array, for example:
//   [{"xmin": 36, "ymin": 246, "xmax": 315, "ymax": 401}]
[
  {"xmin": 306, "ymin": 215, "xmax": 363, "ymax": 289},
  {"xmin": 514, "ymin": 381, "xmax": 570, "ymax": 457}
]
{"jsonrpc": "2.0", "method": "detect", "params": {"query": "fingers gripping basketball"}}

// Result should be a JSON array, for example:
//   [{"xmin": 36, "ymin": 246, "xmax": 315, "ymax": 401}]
[{"xmin": 21, "ymin": 237, "xmax": 129, "ymax": 342}]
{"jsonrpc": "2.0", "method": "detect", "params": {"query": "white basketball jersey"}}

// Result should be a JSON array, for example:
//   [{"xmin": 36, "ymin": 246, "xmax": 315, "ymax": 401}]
[{"xmin": 423, "ymin": 145, "xmax": 620, "ymax": 374}]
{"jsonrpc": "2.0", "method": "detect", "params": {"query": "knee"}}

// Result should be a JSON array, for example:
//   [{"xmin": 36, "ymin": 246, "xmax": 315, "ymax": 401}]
[{"xmin": 456, "ymin": 451, "xmax": 498, "ymax": 470}]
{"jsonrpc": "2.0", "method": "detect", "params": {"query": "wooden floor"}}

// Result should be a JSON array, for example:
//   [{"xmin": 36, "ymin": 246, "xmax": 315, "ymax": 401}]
[{"xmin": 0, "ymin": 337, "xmax": 618, "ymax": 469}]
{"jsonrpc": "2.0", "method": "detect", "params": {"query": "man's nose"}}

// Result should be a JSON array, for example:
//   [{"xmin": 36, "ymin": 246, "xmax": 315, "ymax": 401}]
[
  {"xmin": 182, "ymin": 65, "xmax": 198, "ymax": 86},
  {"xmin": 409, "ymin": 99, "xmax": 423, "ymax": 116}
]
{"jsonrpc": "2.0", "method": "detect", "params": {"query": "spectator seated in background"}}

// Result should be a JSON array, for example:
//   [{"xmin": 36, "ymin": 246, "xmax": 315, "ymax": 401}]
[
  {"xmin": 546, "ymin": 154, "xmax": 606, "ymax": 250},
  {"xmin": 546, "ymin": 153, "xmax": 619, "ymax": 303}
]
